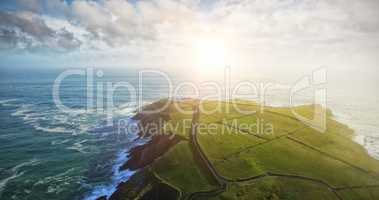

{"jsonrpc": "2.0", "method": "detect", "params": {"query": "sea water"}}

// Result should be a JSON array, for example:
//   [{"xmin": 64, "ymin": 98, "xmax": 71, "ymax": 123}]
[{"xmin": 0, "ymin": 68, "xmax": 172, "ymax": 200}]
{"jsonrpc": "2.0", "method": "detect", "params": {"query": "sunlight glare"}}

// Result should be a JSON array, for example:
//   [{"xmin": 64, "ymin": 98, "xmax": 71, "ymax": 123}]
[{"xmin": 192, "ymin": 38, "xmax": 227, "ymax": 69}]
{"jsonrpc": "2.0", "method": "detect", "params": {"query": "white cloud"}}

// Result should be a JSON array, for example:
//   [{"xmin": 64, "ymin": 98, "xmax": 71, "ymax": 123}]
[
  {"xmin": 1, "ymin": 0, "xmax": 379, "ymax": 70},
  {"xmin": 0, "ymin": 11, "xmax": 81, "ymax": 51}
]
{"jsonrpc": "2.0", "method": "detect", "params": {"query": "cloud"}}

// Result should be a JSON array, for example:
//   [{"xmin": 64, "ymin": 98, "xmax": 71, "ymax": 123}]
[
  {"xmin": 0, "ymin": 0, "xmax": 379, "ymax": 70},
  {"xmin": 16, "ymin": 0, "xmax": 44, "ymax": 13},
  {"xmin": 3, "ymin": 0, "xmax": 379, "ymax": 49},
  {"xmin": 67, "ymin": 0, "xmax": 200, "ymax": 47},
  {"xmin": 0, "ymin": 11, "xmax": 81, "ymax": 51},
  {"xmin": 211, "ymin": 0, "xmax": 379, "ymax": 43}
]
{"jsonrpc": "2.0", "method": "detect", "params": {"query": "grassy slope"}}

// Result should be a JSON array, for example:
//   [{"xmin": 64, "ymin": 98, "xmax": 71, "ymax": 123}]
[
  {"xmin": 147, "ymin": 99, "xmax": 379, "ymax": 199},
  {"xmin": 207, "ymin": 177, "xmax": 341, "ymax": 200},
  {"xmin": 152, "ymin": 141, "xmax": 218, "ymax": 198}
]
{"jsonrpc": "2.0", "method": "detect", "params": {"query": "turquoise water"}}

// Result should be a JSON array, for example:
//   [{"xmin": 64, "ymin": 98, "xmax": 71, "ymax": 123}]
[{"xmin": 0, "ymin": 69, "xmax": 173, "ymax": 200}]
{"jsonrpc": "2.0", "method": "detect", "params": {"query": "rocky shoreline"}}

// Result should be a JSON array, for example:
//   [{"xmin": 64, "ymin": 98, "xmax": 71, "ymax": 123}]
[
  {"xmin": 96, "ymin": 100, "xmax": 183, "ymax": 200},
  {"xmin": 120, "ymin": 134, "xmax": 182, "ymax": 171}
]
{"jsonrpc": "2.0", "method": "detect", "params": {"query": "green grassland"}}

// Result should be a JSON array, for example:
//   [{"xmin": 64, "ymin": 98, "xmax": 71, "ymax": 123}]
[
  {"xmin": 143, "ymin": 99, "xmax": 379, "ymax": 199},
  {"xmin": 206, "ymin": 177, "xmax": 341, "ymax": 200},
  {"xmin": 152, "ymin": 141, "xmax": 218, "ymax": 197}
]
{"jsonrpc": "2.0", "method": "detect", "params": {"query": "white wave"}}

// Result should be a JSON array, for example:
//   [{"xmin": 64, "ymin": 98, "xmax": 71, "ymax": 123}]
[
  {"xmin": 83, "ymin": 132, "xmax": 147, "ymax": 200},
  {"xmin": 11, "ymin": 104, "xmax": 34, "ymax": 118},
  {"xmin": 35, "ymin": 125, "xmax": 73, "ymax": 134},
  {"xmin": 67, "ymin": 140, "xmax": 89, "ymax": 154},
  {"xmin": 350, "ymin": 132, "xmax": 379, "ymax": 160},
  {"xmin": 361, "ymin": 136, "xmax": 379, "ymax": 160},
  {"xmin": 11, "ymin": 159, "xmax": 40, "ymax": 172},
  {"xmin": 354, "ymin": 134, "xmax": 365, "ymax": 146},
  {"xmin": 0, "ymin": 159, "xmax": 41, "ymax": 196},
  {"xmin": 108, "ymin": 101, "xmax": 144, "ymax": 117},
  {"xmin": 51, "ymin": 139, "xmax": 71, "ymax": 146},
  {"xmin": 0, "ymin": 99, "xmax": 18, "ymax": 107},
  {"xmin": 7, "ymin": 100, "xmax": 138, "ymax": 135},
  {"xmin": 34, "ymin": 168, "xmax": 75, "ymax": 186},
  {"xmin": 10, "ymin": 104, "xmax": 50, "ymax": 131},
  {"xmin": 34, "ymin": 168, "xmax": 83, "ymax": 195},
  {"xmin": 8, "ymin": 103, "xmax": 90, "ymax": 134},
  {"xmin": 0, "ymin": 171, "xmax": 25, "ymax": 195},
  {"xmin": 115, "ymin": 106, "xmax": 137, "ymax": 116},
  {"xmin": 83, "ymin": 151, "xmax": 136, "ymax": 200},
  {"xmin": 332, "ymin": 107, "xmax": 379, "ymax": 160}
]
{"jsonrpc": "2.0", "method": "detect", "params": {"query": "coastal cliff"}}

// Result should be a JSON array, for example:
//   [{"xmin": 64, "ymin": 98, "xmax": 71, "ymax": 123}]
[
  {"xmin": 97, "ymin": 100, "xmax": 184, "ymax": 200},
  {"xmin": 98, "ymin": 99, "xmax": 379, "ymax": 200}
]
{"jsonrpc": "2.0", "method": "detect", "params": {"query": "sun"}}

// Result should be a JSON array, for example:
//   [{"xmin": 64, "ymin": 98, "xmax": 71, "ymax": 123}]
[{"xmin": 192, "ymin": 38, "xmax": 227, "ymax": 69}]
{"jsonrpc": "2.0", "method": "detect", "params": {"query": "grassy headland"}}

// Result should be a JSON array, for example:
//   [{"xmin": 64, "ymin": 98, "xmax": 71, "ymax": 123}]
[{"xmin": 104, "ymin": 99, "xmax": 379, "ymax": 200}]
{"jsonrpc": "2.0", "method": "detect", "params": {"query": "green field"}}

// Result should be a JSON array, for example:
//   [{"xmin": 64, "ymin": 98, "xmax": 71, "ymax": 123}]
[{"xmin": 143, "ymin": 99, "xmax": 379, "ymax": 199}]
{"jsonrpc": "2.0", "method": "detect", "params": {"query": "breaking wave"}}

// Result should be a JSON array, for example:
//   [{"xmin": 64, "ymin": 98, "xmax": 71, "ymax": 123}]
[{"xmin": 83, "ymin": 135, "xmax": 147, "ymax": 200}]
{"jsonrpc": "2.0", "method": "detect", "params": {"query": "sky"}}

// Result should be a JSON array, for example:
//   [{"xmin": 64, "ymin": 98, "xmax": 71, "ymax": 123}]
[{"xmin": 0, "ymin": 0, "xmax": 378, "ymax": 82}]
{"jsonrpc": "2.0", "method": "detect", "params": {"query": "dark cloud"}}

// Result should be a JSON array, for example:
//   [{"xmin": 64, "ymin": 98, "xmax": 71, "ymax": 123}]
[
  {"xmin": 0, "ymin": 29, "xmax": 19, "ymax": 50},
  {"xmin": 0, "ymin": 11, "xmax": 81, "ymax": 52},
  {"xmin": 56, "ymin": 28, "xmax": 82, "ymax": 50}
]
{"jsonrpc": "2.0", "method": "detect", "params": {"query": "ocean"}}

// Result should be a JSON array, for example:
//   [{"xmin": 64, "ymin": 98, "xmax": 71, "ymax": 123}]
[
  {"xmin": 0, "ymin": 68, "xmax": 168, "ymax": 200},
  {"xmin": 0, "ymin": 67, "xmax": 378, "ymax": 200}
]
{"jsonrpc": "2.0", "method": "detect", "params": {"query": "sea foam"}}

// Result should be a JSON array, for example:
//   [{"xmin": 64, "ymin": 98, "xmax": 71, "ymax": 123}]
[
  {"xmin": 0, "ymin": 159, "xmax": 41, "ymax": 197},
  {"xmin": 83, "ymin": 119, "xmax": 148, "ymax": 200},
  {"xmin": 83, "ymin": 151, "xmax": 136, "ymax": 200}
]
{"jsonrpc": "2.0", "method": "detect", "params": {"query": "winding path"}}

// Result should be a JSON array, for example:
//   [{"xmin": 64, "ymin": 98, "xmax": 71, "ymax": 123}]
[{"xmin": 187, "ymin": 102, "xmax": 227, "ymax": 200}]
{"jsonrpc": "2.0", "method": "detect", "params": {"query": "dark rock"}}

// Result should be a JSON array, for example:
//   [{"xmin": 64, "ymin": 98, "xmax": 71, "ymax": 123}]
[
  {"xmin": 95, "ymin": 196, "xmax": 107, "ymax": 200},
  {"xmin": 140, "ymin": 183, "xmax": 180, "ymax": 200},
  {"xmin": 121, "ymin": 134, "xmax": 182, "ymax": 171}
]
